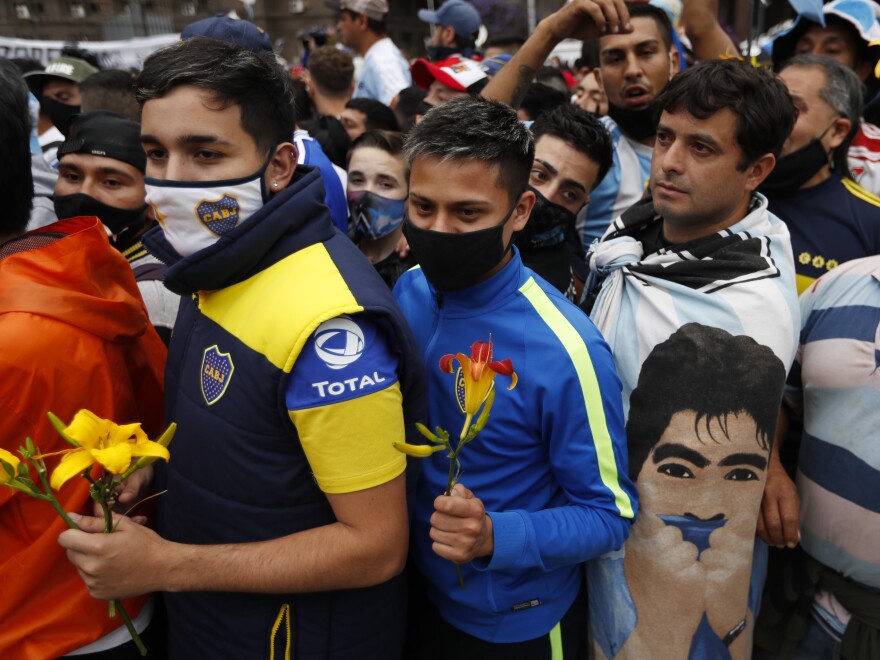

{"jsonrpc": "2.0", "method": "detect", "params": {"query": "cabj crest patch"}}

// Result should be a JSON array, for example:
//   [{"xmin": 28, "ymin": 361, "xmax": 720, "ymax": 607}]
[
  {"xmin": 454, "ymin": 366, "xmax": 467, "ymax": 413},
  {"xmin": 201, "ymin": 345, "xmax": 234, "ymax": 405},
  {"xmin": 196, "ymin": 194, "xmax": 240, "ymax": 236}
]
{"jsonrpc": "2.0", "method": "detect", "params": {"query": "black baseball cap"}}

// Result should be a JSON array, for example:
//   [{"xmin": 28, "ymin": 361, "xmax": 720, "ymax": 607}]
[{"xmin": 58, "ymin": 110, "xmax": 146, "ymax": 173}]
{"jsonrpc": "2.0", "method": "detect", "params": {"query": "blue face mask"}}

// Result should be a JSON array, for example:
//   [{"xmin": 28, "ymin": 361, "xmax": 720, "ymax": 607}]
[{"xmin": 348, "ymin": 190, "xmax": 406, "ymax": 239}]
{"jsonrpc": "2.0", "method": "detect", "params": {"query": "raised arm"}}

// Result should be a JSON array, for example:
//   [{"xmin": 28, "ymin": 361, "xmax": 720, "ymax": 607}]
[
  {"xmin": 680, "ymin": 0, "xmax": 738, "ymax": 62},
  {"xmin": 481, "ymin": 0, "xmax": 643, "ymax": 108}
]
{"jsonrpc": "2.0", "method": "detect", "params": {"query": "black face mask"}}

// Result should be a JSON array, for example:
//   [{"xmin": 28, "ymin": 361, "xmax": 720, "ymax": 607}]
[
  {"xmin": 516, "ymin": 187, "xmax": 577, "ymax": 249},
  {"xmin": 40, "ymin": 97, "xmax": 81, "ymax": 136},
  {"xmin": 54, "ymin": 193, "xmax": 147, "ymax": 237},
  {"xmin": 402, "ymin": 200, "xmax": 518, "ymax": 291},
  {"xmin": 416, "ymin": 100, "xmax": 434, "ymax": 117},
  {"xmin": 608, "ymin": 102, "xmax": 660, "ymax": 142},
  {"xmin": 759, "ymin": 138, "xmax": 831, "ymax": 198}
]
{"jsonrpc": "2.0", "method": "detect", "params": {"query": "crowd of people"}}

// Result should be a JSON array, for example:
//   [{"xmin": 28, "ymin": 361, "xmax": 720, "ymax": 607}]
[{"xmin": 0, "ymin": 0, "xmax": 878, "ymax": 658}]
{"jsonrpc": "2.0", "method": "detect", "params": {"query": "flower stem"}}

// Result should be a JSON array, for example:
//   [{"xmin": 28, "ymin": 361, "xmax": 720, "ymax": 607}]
[
  {"xmin": 454, "ymin": 563, "xmax": 466, "ymax": 591},
  {"xmin": 29, "ymin": 457, "xmax": 81, "ymax": 531},
  {"xmin": 458, "ymin": 413, "xmax": 473, "ymax": 448},
  {"xmin": 114, "ymin": 598, "xmax": 147, "ymax": 656},
  {"xmin": 446, "ymin": 413, "xmax": 473, "ymax": 592}
]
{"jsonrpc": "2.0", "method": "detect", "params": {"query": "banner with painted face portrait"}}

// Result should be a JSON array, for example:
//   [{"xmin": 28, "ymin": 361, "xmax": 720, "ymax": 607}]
[{"xmin": 587, "ymin": 196, "xmax": 800, "ymax": 659}]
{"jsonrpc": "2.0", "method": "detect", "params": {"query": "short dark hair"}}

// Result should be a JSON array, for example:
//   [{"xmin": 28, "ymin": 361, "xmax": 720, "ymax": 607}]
[
  {"xmin": 80, "ymin": 69, "xmax": 140, "ymax": 122},
  {"xmin": 405, "ymin": 96, "xmax": 534, "ymax": 202},
  {"xmin": 626, "ymin": 4, "xmax": 674, "ymax": 51},
  {"xmin": 518, "ymin": 82, "xmax": 568, "ymax": 122},
  {"xmin": 656, "ymin": 58, "xmax": 796, "ymax": 169},
  {"xmin": 626, "ymin": 323, "xmax": 786, "ymax": 481},
  {"xmin": 345, "ymin": 97, "xmax": 400, "ymax": 132},
  {"xmin": 135, "ymin": 38, "xmax": 295, "ymax": 153},
  {"xmin": 532, "ymin": 104, "xmax": 613, "ymax": 190},
  {"xmin": 301, "ymin": 115, "xmax": 351, "ymax": 167},
  {"xmin": 780, "ymin": 55, "xmax": 864, "ymax": 178},
  {"xmin": 308, "ymin": 45, "xmax": 354, "ymax": 98},
  {"xmin": 348, "ymin": 129, "xmax": 408, "ymax": 178},
  {"xmin": 0, "ymin": 59, "xmax": 34, "ymax": 235},
  {"xmin": 290, "ymin": 78, "xmax": 316, "ymax": 124}
]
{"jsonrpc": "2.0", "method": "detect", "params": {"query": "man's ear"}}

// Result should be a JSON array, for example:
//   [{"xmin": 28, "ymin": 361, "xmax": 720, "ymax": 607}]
[
  {"xmin": 669, "ymin": 48, "xmax": 681, "ymax": 79},
  {"xmin": 826, "ymin": 116, "xmax": 852, "ymax": 151},
  {"xmin": 744, "ymin": 153, "xmax": 776, "ymax": 192},
  {"xmin": 510, "ymin": 188, "xmax": 536, "ymax": 232},
  {"xmin": 265, "ymin": 143, "xmax": 298, "ymax": 193}
]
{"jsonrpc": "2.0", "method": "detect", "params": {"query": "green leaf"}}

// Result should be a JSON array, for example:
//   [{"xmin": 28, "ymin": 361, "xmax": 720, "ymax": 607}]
[{"xmin": 47, "ymin": 412, "xmax": 81, "ymax": 448}]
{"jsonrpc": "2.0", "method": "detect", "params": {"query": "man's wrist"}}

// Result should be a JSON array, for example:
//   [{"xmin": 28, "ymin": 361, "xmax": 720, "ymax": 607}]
[
  {"xmin": 478, "ymin": 513, "xmax": 494, "ymax": 558},
  {"xmin": 160, "ymin": 540, "xmax": 190, "ymax": 593}
]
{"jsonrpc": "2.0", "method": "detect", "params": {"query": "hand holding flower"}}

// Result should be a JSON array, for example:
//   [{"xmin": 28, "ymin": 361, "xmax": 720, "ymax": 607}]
[
  {"xmin": 59, "ymin": 513, "xmax": 170, "ymax": 601},
  {"xmin": 430, "ymin": 483, "xmax": 494, "ymax": 564},
  {"xmin": 394, "ymin": 337, "xmax": 517, "ymax": 589},
  {"xmin": 0, "ymin": 410, "xmax": 175, "ymax": 657}
]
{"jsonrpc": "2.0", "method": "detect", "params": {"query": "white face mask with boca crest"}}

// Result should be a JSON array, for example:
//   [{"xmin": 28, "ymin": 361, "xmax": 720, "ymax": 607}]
[{"xmin": 145, "ymin": 157, "xmax": 272, "ymax": 258}]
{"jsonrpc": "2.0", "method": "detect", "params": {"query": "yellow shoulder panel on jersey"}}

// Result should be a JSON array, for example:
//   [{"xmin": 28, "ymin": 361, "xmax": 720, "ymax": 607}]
[{"xmin": 198, "ymin": 243, "xmax": 365, "ymax": 373}]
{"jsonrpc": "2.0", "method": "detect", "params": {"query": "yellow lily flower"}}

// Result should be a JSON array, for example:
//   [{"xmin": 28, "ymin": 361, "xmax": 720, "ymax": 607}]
[
  {"xmin": 439, "ymin": 339, "xmax": 517, "ymax": 417},
  {"xmin": 0, "ymin": 447, "xmax": 20, "ymax": 483},
  {"xmin": 49, "ymin": 410, "xmax": 170, "ymax": 490}
]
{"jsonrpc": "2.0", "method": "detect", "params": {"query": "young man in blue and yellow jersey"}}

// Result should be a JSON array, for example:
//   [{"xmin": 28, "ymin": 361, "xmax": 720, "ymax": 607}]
[
  {"xmin": 59, "ymin": 37, "xmax": 425, "ymax": 659},
  {"xmin": 394, "ymin": 95, "xmax": 636, "ymax": 659}
]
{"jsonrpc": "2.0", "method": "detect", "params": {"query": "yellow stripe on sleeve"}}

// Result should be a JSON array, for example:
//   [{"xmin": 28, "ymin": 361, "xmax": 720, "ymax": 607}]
[
  {"xmin": 288, "ymin": 382, "xmax": 407, "ymax": 494},
  {"xmin": 519, "ymin": 278, "xmax": 635, "ymax": 519},
  {"xmin": 843, "ymin": 177, "xmax": 880, "ymax": 208}
]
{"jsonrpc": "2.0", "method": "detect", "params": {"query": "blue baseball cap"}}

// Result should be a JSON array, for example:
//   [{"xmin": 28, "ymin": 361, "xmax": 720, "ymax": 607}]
[
  {"xmin": 479, "ymin": 53, "xmax": 511, "ymax": 77},
  {"xmin": 181, "ymin": 15, "xmax": 272, "ymax": 53},
  {"xmin": 418, "ymin": 0, "xmax": 481, "ymax": 37}
]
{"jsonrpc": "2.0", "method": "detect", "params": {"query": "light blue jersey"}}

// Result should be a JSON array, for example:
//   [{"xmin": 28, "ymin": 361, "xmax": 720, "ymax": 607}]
[
  {"xmin": 353, "ymin": 37, "xmax": 411, "ymax": 105},
  {"xmin": 579, "ymin": 116, "xmax": 653, "ymax": 248}
]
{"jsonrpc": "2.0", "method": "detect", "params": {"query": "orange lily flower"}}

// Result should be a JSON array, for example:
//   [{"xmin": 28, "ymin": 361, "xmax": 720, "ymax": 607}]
[{"xmin": 440, "ymin": 338, "xmax": 517, "ymax": 420}]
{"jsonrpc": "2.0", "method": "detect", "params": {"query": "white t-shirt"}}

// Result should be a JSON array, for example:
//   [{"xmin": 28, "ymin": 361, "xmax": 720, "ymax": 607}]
[{"xmin": 353, "ymin": 37, "xmax": 412, "ymax": 106}]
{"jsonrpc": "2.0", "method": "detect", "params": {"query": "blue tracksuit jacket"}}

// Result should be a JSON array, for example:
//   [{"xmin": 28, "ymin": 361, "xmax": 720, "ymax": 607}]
[{"xmin": 393, "ymin": 250, "xmax": 638, "ymax": 643}]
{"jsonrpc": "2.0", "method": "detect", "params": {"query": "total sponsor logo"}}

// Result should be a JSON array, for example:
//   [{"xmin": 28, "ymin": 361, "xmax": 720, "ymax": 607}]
[
  {"xmin": 311, "ymin": 316, "xmax": 385, "ymax": 398},
  {"xmin": 311, "ymin": 372, "xmax": 387, "ymax": 398}
]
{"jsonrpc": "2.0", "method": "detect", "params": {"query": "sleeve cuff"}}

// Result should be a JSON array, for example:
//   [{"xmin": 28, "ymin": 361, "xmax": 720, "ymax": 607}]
[{"xmin": 472, "ymin": 510, "xmax": 528, "ymax": 572}]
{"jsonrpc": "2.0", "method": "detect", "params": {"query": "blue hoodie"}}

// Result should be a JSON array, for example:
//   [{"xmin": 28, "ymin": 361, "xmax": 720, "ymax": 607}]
[{"xmin": 393, "ymin": 250, "xmax": 638, "ymax": 643}]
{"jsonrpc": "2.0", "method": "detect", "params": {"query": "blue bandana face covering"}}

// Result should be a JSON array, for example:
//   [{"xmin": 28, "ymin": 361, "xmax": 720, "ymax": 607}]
[{"xmin": 348, "ymin": 190, "xmax": 407, "ymax": 239}]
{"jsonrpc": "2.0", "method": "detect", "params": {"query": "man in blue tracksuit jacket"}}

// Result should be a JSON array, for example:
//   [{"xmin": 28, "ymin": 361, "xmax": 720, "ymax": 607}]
[{"xmin": 394, "ymin": 96, "xmax": 637, "ymax": 659}]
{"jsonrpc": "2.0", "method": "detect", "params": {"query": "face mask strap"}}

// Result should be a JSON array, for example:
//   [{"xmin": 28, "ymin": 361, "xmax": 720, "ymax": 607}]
[{"xmin": 259, "ymin": 146, "xmax": 278, "ymax": 203}]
